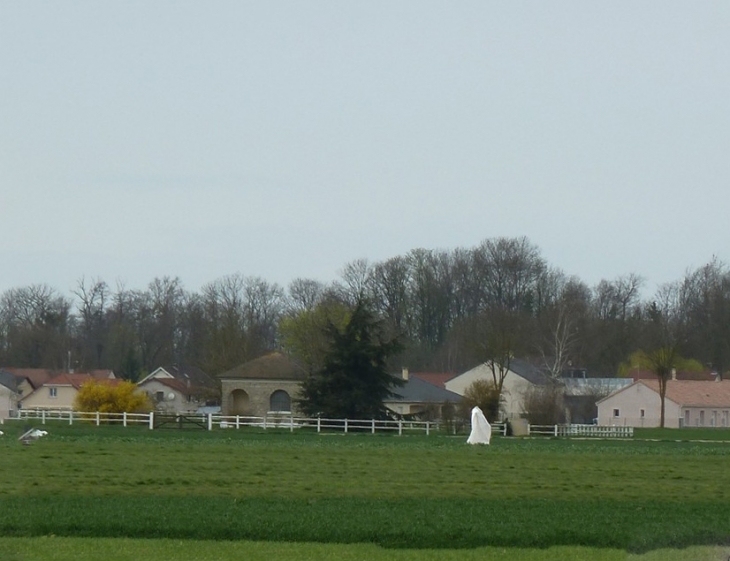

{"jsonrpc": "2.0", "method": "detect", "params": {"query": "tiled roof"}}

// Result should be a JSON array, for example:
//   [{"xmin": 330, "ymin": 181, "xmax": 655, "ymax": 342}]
[
  {"xmin": 1, "ymin": 368, "xmax": 55, "ymax": 388},
  {"xmin": 631, "ymin": 369, "xmax": 716, "ymax": 381},
  {"xmin": 387, "ymin": 376, "xmax": 462, "ymax": 404},
  {"xmin": 0, "ymin": 371, "xmax": 18, "ymax": 392},
  {"xmin": 161, "ymin": 365, "xmax": 218, "ymax": 390},
  {"xmin": 146, "ymin": 377, "xmax": 190, "ymax": 394},
  {"xmin": 409, "ymin": 372, "xmax": 455, "ymax": 389},
  {"xmin": 218, "ymin": 352, "xmax": 307, "ymax": 381},
  {"xmin": 1, "ymin": 368, "xmax": 114, "ymax": 387},
  {"xmin": 640, "ymin": 380, "xmax": 730, "ymax": 408},
  {"xmin": 45, "ymin": 373, "xmax": 122, "ymax": 390},
  {"xmin": 509, "ymin": 358, "xmax": 550, "ymax": 385}
]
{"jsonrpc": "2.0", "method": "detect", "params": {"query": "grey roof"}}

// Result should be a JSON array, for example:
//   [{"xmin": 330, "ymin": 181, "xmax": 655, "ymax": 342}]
[
  {"xmin": 563, "ymin": 378, "xmax": 633, "ymax": 396},
  {"xmin": 508, "ymin": 358, "xmax": 550, "ymax": 385},
  {"xmin": 387, "ymin": 376, "xmax": 462, "ymax": 404},
  {"xmin": 0, "ymin": 370, "xmax": 18, "ymax": 392}
]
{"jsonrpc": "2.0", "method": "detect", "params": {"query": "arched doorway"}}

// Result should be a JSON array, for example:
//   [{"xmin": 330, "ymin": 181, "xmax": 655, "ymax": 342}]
[
  {"xmin": 269, "ymin": 390, "xmax": 291, "ymax": 413},
  {"xmin": 229, "ymin": 389, "xmax": 250, "ymax": 415}
]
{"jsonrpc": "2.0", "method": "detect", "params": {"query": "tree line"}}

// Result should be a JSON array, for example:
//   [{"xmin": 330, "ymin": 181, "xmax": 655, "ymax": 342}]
[{"xmin": 1, "ymin": 236, "xmax": 728, "ymax": 381}]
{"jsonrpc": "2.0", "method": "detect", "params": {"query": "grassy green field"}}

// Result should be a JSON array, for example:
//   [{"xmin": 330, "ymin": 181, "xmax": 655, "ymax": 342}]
[{"xmin": 1, "ymin": 422, "xmax": 729, "ymax": 560}]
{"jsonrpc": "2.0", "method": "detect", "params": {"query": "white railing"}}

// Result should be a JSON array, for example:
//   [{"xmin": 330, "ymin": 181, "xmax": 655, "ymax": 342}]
[
  {"xmin": 556, "ymin": 424, "xmax": 634, "ymax": 438},
  {"xmin": 216, "ymin": 414, "xmax": 437, "ymax": 435},
  {"xmin": 13, "ymin": 409, "xmax": 151, "ymax": 427},
  {"xmin": 527, "ymin": 423, "xmax": 633, "ymax": 438},
  {"xmin": 11, "ymin": 410, "xmax": 443, "ymax": 435},
  {"xmin": 8, "ymin": 410, "xmax": 630, "ymax": 438}
]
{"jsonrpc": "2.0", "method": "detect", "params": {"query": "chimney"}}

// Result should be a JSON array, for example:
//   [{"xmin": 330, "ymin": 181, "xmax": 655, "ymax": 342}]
[{"xmin": 402, "ymin": 367, "xmax": 409, "ymax": 381}]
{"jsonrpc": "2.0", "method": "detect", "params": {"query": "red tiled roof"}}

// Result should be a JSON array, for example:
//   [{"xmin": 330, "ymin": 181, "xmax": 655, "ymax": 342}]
[
  {"xmin": 409, "ymin": 372, "xmax": 456, "ymax": 389},
  {"xmin": 2, "ymin": 368, "xmax": 56, "ymax": 388},
  {"xmin": 148, "ymin": 377, "xmax": 190, "ymax": 394},
  {"xmin": 46, "ymin": 373, "xmax": 123, "ymax": 390},
  {"xmin": 640, "ymin": 380, "xmax": 730, "ymax": 408},
  {"xmin": 631, "ymin": 369, "xmax": 716, "ymax": 382}
]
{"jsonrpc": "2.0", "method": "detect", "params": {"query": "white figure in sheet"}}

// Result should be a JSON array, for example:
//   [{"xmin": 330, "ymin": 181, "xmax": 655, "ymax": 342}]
[{"xmin": 467, "ymin": 406, "xmax": 491, "ymax": 445}]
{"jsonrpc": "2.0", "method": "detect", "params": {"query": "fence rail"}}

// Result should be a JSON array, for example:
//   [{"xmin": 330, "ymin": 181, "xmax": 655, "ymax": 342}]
[{"xmin": 8, "ymin": 410, "xmax": 630, "ymax": 438}]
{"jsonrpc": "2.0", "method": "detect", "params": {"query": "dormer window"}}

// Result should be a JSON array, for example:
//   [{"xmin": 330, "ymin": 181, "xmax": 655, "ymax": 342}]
[{"xmin": 49, "ymin": 387, "xmax": 57, "ymax": 398}]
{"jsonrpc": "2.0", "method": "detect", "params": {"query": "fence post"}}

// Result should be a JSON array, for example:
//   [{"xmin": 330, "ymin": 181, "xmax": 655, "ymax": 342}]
[
  {"xmin": 123, "ymin": 411, "xmax": 127, "ymax": 427},
  {"xmin": 317, "ymin": 416, "xmax": 321, "ymax": 433},
  {"xmin": 344, "ymin": 419, "xmax": 348, "ymax": 434},
  {"xmin": 290, "ymin": 415, "xmax": 294, "ymax": 432},
  {"xmin": 96, "ymin": 411, "xmax": 100, "ymax": 426},
  {"xmin": 426, "ymin": 421, "xmax": 429, "ymax": 436},
  {"xmin": 236, "ymin": 415, "xmax": 240, "ymax": 429},
  {"xmin": 398, "ymin": 419, "xmax": 402, "ymax": 436},
  {"xmin": 69, "ymin": 411, "xmax": 73, "ymax": 425},
  {"xmin": 149, "ymin": 411, "xmax": 154, "ymax": 430},
  {"xmin": 207, "ymin": 413, "xmax": 212, "ymax": 431},
  {"xmin": 42, "ymin": 409, "xmax": 46, "ymax": 425},
  {"xmin": 371, "ymin": 419, "xmax": 375, "ymax": 434},
  {"xmin": 554, "ymin": 425, "xmax": 558, "ymax": 437},
  {"xmin": 264, "ymin": 415, "xmax": 267, "ymax": 430}
]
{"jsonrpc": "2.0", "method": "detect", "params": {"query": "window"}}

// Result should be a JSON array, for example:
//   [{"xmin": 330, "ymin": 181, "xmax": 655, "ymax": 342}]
[
  {"xmin": 49, "ymin": 387, "xmax": 57, "ymax": 398},
  {"xmin": 699, "ymin": 410, "xmax": 705, "ymax": 426},
  {"xmin": 269, "ymin": 390, "xmax": 291, "ymax": 412},
  {"xmin": 685, "ymin": 410, "xmax": 690, "ymax": 426},
  {"xmin": 723, "ymin": 411, "xmax": 729, "ymax": 427},
  {"xmin": 711, "ymin": 411, "xmax": 717, "ymax": 427},
  {"xmin": 613, "ymin": 408, "xmax": 620, "ymax": 418},
  {"xmin": 155, "ymin": 391, "xmax": 164, "ymax": 403},
  {"xmin": 640, "ymin": 409, "xmax": 645, "ymax": 418}
]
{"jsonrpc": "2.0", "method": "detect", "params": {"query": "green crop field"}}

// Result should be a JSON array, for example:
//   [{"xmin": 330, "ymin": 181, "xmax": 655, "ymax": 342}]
[{"xmin": 1, "ymin": 422, "xmax": 729, "ymax": 560}]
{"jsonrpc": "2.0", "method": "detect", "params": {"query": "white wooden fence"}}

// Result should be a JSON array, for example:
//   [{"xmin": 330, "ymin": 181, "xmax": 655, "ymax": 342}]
[{"xmin": 9, "ymin": 410, "xmax": 631, "ymax": 437}]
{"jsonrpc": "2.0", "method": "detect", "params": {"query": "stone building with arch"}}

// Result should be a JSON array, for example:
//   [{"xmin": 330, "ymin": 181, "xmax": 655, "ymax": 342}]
[{"xmin": 218, "ymin": 352, "xmax": 307, "ymax": 417}]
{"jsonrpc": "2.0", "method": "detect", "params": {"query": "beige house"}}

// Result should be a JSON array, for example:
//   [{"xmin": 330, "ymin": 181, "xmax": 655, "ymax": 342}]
[
  {"xmin": 3, "ymin": 368, "xmax": 115, "ymax": 405},
  {"xmin": 597, "ymin": 379, "xmax": 730, "ymax": 428},
  {"xmin": 219, "ymin": 352, "xmax": 306, "ymax": 417},
  {"xmin": 137, "ymin": 365, "xmax": 219, "ymax": 414},
  {"xmin": 445, "ymin": 359, "xmax": 548, "ymax": 421},
  {"xmin": 19, "ymin": 372, "xmax": 118, "ymax": 411}
]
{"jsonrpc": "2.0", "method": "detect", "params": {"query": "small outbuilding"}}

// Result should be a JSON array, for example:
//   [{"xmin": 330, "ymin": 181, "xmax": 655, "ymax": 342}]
[{"xmin": 218, "ymin": 352, "xmax": 307, "ymax": 418}]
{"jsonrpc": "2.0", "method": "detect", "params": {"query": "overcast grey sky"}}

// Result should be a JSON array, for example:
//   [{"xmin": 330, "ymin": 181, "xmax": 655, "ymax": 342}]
[{"xmin": 1, "ymin": 2, "xmax": 728, "ymax": 298}]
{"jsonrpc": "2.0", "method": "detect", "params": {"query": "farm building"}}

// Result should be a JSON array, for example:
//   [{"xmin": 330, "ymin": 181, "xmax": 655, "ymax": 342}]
[
  {"xmin": 596, "ymin": 378, "xmax": 730, "ymax": 428},
  {"xmin": 219, "ymin": 352, "xmax": 307, "ymax": 418}
]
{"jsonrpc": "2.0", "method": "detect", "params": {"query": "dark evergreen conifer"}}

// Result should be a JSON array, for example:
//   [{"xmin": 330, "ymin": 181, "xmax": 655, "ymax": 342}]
[{"xmin": 298, "ymin": 301, "xmax": 402, "ymax": 419}]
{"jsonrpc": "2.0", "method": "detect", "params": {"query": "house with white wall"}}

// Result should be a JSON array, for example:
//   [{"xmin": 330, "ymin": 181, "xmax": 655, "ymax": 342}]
[
  {"xmin": 0, "ymin": 371, "xmax": 18, "ymax": 419},
  {"xmin": 19, "ymin": 373, "xmax": 119, "ymax": 410},
  {"xmin": 137, "ymin": 365, "xmax": 219, "ymax": 414},
  {"xmin": 597, "ymin": 379, "xmax": 730, "ymax": 428},
  {"xmin": 445, "ymin": 359, "xmax": 548, "ymax": 421}
]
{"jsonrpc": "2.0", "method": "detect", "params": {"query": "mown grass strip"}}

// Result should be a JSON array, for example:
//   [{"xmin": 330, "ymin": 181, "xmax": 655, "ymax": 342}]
[
  {"xmin": 0, "ymin": 537, "xmax": 728, "ymax": 561},
  {"xmin": 1, "ymin": 496, "xmax": 728, "ymax": 553}
]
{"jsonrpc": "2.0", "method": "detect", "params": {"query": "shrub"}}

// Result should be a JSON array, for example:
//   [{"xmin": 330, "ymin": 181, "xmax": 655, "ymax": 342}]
[{"xmin": 74, "ymin": 380, "xmax": 153, "ymax": 413}]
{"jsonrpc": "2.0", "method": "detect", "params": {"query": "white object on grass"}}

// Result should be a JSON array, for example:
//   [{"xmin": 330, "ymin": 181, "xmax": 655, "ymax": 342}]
[{"xmin": 466, "ymin": 406, "xmax": 491, "ymax": 445}]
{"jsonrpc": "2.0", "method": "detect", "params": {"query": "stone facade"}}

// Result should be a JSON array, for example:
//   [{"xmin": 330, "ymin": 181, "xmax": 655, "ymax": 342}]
[
  {"xmin": 221, "ymin": 378, "xmax": 303, "ymax": 417},
  {"xmin": 218, "ymin": 352, "xmax": 307, "ymax": 418}
]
